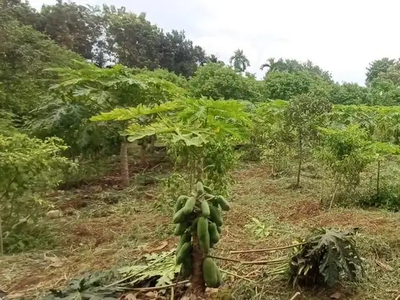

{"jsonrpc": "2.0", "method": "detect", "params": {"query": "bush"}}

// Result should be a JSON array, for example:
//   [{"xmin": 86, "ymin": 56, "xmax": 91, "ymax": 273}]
[
  {"xmin": 0, "ymin": 132, "xmax": 73, "ymax": 253},
  {"xmin": 3, "ymin": 218, "xmax": 57, "ymax": 253},
  {"xmin": 189, "ymin": 63, "xmax": 262, "ymax": 101},
  {"xmin": 357, "ymin": 186, "xmax": 400, "ymax": 211}
]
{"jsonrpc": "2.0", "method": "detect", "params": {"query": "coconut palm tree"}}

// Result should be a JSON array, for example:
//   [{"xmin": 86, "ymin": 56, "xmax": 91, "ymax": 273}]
[
  {"xmin": 206, "ymin": 54, "xmax": 224, "ymax": 64},
  {"xmin": 229, "ymin": 49, "xmax": 250, "ymax": 73},
  {"xmin": 260, "ymin": 57, "xmax": 278, "ymax": 72}
]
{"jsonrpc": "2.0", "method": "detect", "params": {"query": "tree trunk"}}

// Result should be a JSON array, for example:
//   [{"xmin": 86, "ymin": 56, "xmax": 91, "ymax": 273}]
[
  {"xmin": 377, "ymin": 159, "xmax": 381, "ymax": 195},
  {"xmin": 0, "ymin": 212, "xmax": 3, "ymax": 255},
  {"xmin": 140, "ymin": 144, "xmax": 147, "ymax": 167},
  {"xmin": 190, "ymin": 235, "xmax": 205, "ymax": 298},
  {"xmin": 149, "ymin": 135, "xmax": 156, "ymax": 153},
  {"xmin": 296, "ymin": 133, "xmax": 303, "ymax": 188},
  {"xmin": 120, "ymin": 140, "xmax": 129, "ymax": 187}
]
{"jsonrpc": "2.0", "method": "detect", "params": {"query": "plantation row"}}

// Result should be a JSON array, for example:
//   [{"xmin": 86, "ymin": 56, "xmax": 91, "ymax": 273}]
[{"xmin": 3, "ymin": 62, "xmax": 400, "ymax": 253}]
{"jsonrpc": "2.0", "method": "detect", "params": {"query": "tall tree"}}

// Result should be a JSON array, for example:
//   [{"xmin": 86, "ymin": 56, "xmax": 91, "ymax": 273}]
[
  {"xmin": 0, "ymin": 12, "xmax": 83, "ymax": 117},
  {"xmin": 285, "ymin": 94, "xmax": 332, "ymax": 187},
  {"xmin": 330, "ymin": 83, "xmax": 368, "ymax": 105},
  {"xmin": 103, "ymin": 7, "xmax": 205, "ymax": 77},
  {"xmin": 261, "ymin": 57, "xmax": 332, "ymax": 81},
  {"xmin": 229, "ymin": 49, "xmax": 250, "ymax": 73},
  {"xmin": 263, "ymin": 71, "xmax": 333, "ymax": 100},
  {"xmin": 206, "ymin": 54, "xmax": 224, "ymax": 64},
  {"xmin": 189, "ymin": 63, "xmax": 261, "ymax": 101},
  {"xmin": 35, "ymin": 0, "xmax": 103, "ymax": 60},
  {"xmin": 365, "ymin": 58, "xmax": 396, "ymax": 85},
  {"xmin": 0, "ymin": 0, "xmax": 38, "ymax": 27},
  {"xmin": 162, "ymin": 30, "xmax": 205, "ymax": 76},
  {"xmin": 260, "ymin": 57, "xmax": 278, "ymax": 72},
  {"xmin": 104, "ymin": 9, "xmax": 163, "ymax": 70}
]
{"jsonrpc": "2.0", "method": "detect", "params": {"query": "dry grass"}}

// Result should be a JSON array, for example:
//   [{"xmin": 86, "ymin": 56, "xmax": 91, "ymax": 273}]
[{"xmin": 1, "ymin": 162, "xmax": 400, "ymax": 300}]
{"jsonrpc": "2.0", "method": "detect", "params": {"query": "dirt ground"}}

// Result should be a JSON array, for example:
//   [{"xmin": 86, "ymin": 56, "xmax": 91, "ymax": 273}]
[{"xmin": 1, "ymin": 163, "xmax": 400, "ymax": 300}]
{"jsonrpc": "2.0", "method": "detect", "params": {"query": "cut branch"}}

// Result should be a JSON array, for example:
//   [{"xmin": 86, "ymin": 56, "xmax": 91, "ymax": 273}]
[
  {"xmin": 230, "ymin": 243, "xmax": 305, "ymax": 254},
  {"xmin": 208, "ymin": 255, "xmax": 241, "ymax": 263},
  {"xmin": 219, "ymin": 269, "xmax": 254, "ymax": 283},
  {"xmin": 241, "ymin": 257, "xmax": 288, "ymax": 265},
  {"xmin": 289, "ymin": 292, "xmax": 301, "ymax": 300},
  {"xmin": 127, "ymin": 280, "xmax": 189, "ymax": 291}
]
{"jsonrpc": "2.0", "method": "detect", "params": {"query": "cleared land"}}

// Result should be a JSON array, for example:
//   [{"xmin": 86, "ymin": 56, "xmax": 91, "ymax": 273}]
[{"xmin": 1, "ymin": 163, "xmax": 400, "ymax": 300}]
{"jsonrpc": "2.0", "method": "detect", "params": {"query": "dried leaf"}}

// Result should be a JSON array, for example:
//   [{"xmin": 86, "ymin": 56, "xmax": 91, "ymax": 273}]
[
  {"xmin": 145, "ymin": 241, "xmax": 168, "ymax": 253},
  {"xmin": 376, "ymin": 260, "xmax": 394, "ymax": 272},
  {"xmin": 330, "ymin": 292, "xmax": 341, "ymax": 299},
  {"xmin": 123, "ymin": 293, "xmax": 138, "ymax": 300}
]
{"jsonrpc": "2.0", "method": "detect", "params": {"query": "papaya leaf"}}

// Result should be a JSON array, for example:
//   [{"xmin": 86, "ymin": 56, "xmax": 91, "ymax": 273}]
[{"xmin": 91, "ymin": 102, "xmax": 182, "ymax": 122}]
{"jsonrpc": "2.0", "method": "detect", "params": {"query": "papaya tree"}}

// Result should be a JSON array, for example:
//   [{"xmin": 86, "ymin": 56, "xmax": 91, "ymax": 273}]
[
  {"xmin": 368, "ymin": 141, "xmax": 400, "ymax": 195},
  {"xmin": 316, "ymin": 125, "xmax": 381, "ymax": 207},
  {"xmin": 285, "ymin": 93, "xmax": 332, "ymax": 187},
  {"xmin": 92, "ymin": 97, "xmax": 250, "ymax": 297},
  {"xmin": 30, "ymin": 62, "xmax": 184, "ymax": 186},
  {"xmin": 252, "ymin": 100, "xmax": 294, "ymax": 175}
]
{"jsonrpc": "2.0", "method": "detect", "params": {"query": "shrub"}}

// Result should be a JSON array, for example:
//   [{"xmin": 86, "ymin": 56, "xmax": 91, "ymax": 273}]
[{"xmin": 0, "ymin": 132, "xmax": 73, "ymax": 253}]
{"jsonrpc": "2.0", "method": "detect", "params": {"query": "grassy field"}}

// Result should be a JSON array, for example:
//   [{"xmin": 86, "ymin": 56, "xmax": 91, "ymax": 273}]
[{"xmin": 1, "ymin": 162, "xmax": 400, "ymax": 300}]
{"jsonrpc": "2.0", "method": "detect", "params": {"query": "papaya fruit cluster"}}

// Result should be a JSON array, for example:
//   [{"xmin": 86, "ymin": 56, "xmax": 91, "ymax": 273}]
[{"xmin": 173, "ymin": 181, "xmax": 231, "ymax": 288}]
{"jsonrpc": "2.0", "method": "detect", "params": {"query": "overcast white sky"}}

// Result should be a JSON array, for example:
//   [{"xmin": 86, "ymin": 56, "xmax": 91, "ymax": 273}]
[{"xmin": 30, "ymin": 0, "xmax": 400, "ymax": 84}]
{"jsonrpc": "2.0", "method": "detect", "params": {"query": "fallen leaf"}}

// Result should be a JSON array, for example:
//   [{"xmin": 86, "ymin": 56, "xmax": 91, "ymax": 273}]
[
  {"xmin": 123, "ymin": 293, "xmax": 137, "ymax": 300},
  {"xmin": 330, "ymin": 292, "xmax": 341, "ymax": 299},
  {"xmin": 376, "ymin": 259, "xmax": 394, "ymax": 272},
  {"xmin": 47, "ymin": 257, "xmax": 64, "ymax": 268},
  {"xmin": 49, "ymin": 261, "xmax": 64, "ymax": 268},
  {"xmin": 145, "ymin": 241, "xmax": 168, "ymax": 253},
  {"xmin": 6, "ymin": 293, "xmax": 24, "ymax": 299},
  {"xmin": 145, "ymin": 291, "xmax": 157, "ymax": 298}
]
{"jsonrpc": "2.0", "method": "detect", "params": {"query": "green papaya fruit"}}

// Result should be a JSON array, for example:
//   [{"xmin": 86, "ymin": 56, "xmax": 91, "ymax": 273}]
[
  {"xmin": 201, "ymin": 201, "xmax": 210, "ymax": 217},
  {"xmin": 216, "ymin": 267, "xmax": 222, "ymax": 286},
  {"xmin": 181, "ymin": 255, "xmax": 192, "ymax": 279},
  {"xmin": 208, "ymin": 222, "xmax": 220, "ymax": 244},
  {"xmin": 202, "ymin": 257, "xmax": 220, "ymax": 288},
  {"xmin": 174, "ymin": 195, "xmax": 189, "ymax": 213},
  {"xmin": 173, "ymin": 207, "xmax": 187, "ymax": 224},
  {"xmin": 197, "ymin": 217, "xmax": 210, "ymax": 254},
  {"xmin": 215, "ymin": 195, "xmax": 230, "ymax": 211},
  {"xmin": 204, "ymin": 185, "xmax": 213, "ymax": 194},
  {"xmin": 209, "ymin": 205, "xmax": 223, "ymax": 227},
  {"xmin": 182, "ymin": 197, "xmax": 196, "ymax": 214},
  {"xmin": 174, "ymin": 222, "xmax": 190, "ymax": 236},
  {"xmin": 177, "ymin": 232, "xmax": 191, "ymax": 253},
  {"xmin": 196, "ymin": 181, "xmax": 204, "ymax": 195},
  {"xmin": 176, "ymin": 242, "xmax": 192, "ymax": 264}
]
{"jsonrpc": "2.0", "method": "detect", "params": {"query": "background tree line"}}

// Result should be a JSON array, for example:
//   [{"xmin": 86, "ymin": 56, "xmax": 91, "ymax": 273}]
[{"xmin": 3, "ymin": 0, "xmax": 400, "ymax": 110}]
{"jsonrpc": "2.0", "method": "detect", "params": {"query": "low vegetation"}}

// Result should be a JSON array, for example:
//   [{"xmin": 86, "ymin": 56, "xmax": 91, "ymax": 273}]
[{"xmin": 1, "ymin": 1, "xmax": 400, "ymax": 300}]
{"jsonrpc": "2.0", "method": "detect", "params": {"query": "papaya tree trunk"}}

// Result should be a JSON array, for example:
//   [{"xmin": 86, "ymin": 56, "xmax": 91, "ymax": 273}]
[
  {"xmin": 296, "ymin": 132, "xmax": 303, "ymax": 187},
  {"xmin": 190, "ymin": 234, "xmax": 205, "ymax": 297},
  {"xmin": 0, "ymin": 212, "xmax": 3, "ymax": 255},
  {"xmin": 377, "ymin": 159, "xmax": 381, "ymax": 195},
  {"xmin": 149, "ymin": 135, "xmax": 156, "ymax": 153},
  {"xmin": 140, "ymin": 144, "xmax": 147, "ymax": 167},
  {"xmin": 120, "ymin": 139, "xmax": 129, "ymax": 187}
]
